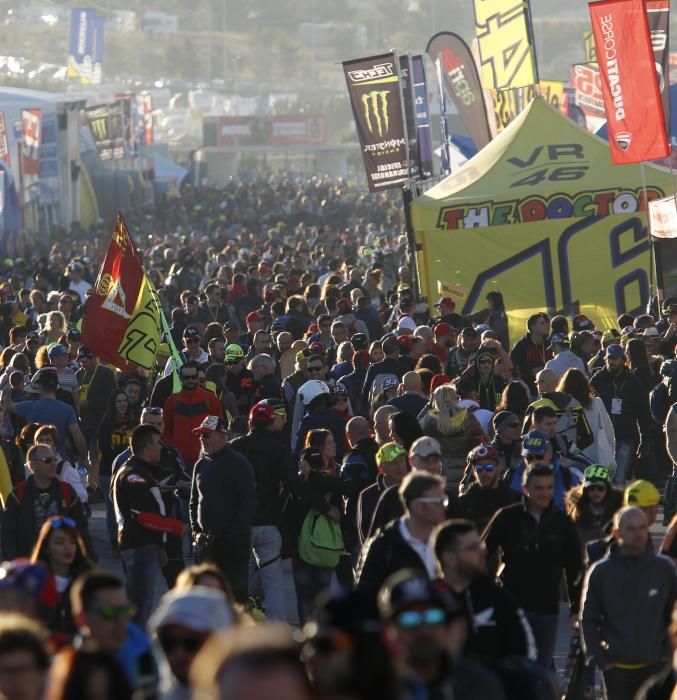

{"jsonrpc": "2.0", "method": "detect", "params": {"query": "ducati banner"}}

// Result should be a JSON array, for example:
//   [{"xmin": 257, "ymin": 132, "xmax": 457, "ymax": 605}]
[
  {"xmin": 645, "ymin": 0, "xmax": 670, "ymax": 135},
  {"xmin": 399, "ymin": 55, "xmax": 420, "ymax": 179},
  {"xmin": 473, "ymin": 0, "xmax": 538, "ymax": 90},
  {"xmin": 343, "ymin": 53, "xmax": 409, "ymax": 192},
  {"xmin": 589, "ymin": 0, "xmax": 669, "ymax": 164},
  {"xmin": 411, "ymin": 55, "xmax": 434, "ymax": 179},
  {"xmin": 426, "ymin": 32, "xmax": 492, "ymax": 150}
]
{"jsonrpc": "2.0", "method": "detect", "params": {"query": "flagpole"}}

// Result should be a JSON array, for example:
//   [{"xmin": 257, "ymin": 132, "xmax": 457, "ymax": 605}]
[{"xmin": 640, "ymin": 161, "xmax": 658, "ymax": 301}]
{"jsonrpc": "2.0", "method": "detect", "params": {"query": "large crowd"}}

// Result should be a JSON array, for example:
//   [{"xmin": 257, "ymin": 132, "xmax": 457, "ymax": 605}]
[{"xmin": 0, "ymin": 175, "xmax": 674, "ymax": 699}]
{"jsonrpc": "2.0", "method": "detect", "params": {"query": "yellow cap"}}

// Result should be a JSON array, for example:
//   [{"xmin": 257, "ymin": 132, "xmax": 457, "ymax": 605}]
[{"xmin": 624, "ymin": 480, "xmax": 660, "ymax": 507}]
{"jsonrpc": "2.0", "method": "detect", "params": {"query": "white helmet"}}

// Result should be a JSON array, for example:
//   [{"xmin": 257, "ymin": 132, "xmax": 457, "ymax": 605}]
[{"xmin": 298, "ymin": 380, "xmax": 330, "ymax": 407}]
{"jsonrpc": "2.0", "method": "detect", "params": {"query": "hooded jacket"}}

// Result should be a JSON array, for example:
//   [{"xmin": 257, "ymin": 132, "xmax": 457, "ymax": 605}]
[
  {"xmin": 148, "ymin": 587, "xmax": 236, "ymax": 700},
  {"xmin": 580, "ymin": 544, "xmax": 677, "ymax": 668}
]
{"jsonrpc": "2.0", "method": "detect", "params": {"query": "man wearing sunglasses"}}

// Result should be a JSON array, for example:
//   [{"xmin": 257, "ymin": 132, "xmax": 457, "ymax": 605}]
[
  {"xmin": 378, "ymin": 569, "xmax": 506, "ymax": 699},
  {"xmin": 163, "ymin": 326, "xmax": 208, "ymax": 378}
]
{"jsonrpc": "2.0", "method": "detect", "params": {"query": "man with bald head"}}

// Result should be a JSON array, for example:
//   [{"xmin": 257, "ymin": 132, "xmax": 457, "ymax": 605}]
[
  {"xmin": 581, "ymin": 506, "xmax": 677, "ymax": 700},
  {"xmin": 535, "ymin": 368, "xmax": 558, "ymax": 394},
  {"xmin": 387, "ymin": 371, "xmax": 428, "ymax": 418},
  {"xmin": 373, "ymin": 405, "xmax": 397, "ymax": 446}
]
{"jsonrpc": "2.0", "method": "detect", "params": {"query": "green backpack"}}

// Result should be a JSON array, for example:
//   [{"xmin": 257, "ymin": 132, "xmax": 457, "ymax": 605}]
[{"xmin": 298, "ymin": 497, "xmax": 344, "ymax": 569}]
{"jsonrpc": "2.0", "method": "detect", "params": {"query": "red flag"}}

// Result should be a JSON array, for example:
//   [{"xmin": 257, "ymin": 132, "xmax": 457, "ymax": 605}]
[
  {"xmin": 81, "ymin": 214, "xmax": 145, "ymax": 371},
  {"xmin": 589, "ymin": 0, "xmax": 669, "ymax": 164},
  {"xmin": 20, "ymin": 109, "xmax": 41, "ymax": 199}
]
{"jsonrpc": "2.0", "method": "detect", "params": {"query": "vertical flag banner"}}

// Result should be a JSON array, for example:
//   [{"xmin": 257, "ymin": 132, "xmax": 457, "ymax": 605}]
[
  {"xmin": 342, "ymin": 53, "xmax": 409, "ymax": 192},
  {"xmin": 0, "ymin": 114, "xmax": 10, "ymax": 166},
  {"xmin": 67, "ymin": 8, "xmax": 96, "ymax": 83},
  {"xmin": 81, "ymin": 214, "xmax": 162, "ymax": 371},
  {"xmin": 84, "ymin": 105, "xmax": 112, "ymax": 160},
  {"xmin": 427, "ymin": 32, "xmax": 493, "ymax": 151},
  {"xmin": 473, "ymin": 0, "xmax": 538, "ymax": 90},
  {"xmin": 571, "ymin": 63, "xmax": 606, "ymax": 133},
  {"xmin": 91, "ymin": 13, "xmax": 105, "ymax": 84},
  {"xmin": 645, "ymin": 0, "xmax": 670, "ymax": 135},
  {"xmin": 398, "ymin": 55, "xmax": 420, "ymax": 180},
  {"xmin": 589, "ymin": 0, "xmax": 669, "ymax": 164},
  {"xmin": 492, "ymin": 80, "xmax": 567, "ymax": 132},
  {"xmin": 434, "ymin": 58, "xmax": 452, "ymax": 175},
  {"xmin": 21, "ymin": 109, "xmax": 41, "ymax": 200},
  {"xmin": 411, "ymin": 55, "xmax": 434, "ymax": 179},
  {"xmin": 583, "ymin": 30, "xmax": 598, "ymax": 62}
]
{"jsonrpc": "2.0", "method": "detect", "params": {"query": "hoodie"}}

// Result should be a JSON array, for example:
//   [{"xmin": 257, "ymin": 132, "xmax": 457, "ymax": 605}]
[{"xmin": 148, "ymin": 587, "xmax": 236, "ymax": 700}]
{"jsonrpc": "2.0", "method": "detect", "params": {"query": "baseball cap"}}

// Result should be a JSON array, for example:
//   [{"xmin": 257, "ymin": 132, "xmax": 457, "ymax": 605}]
[
  {"xmin": 249, "ymin": 401, "xmax": 275, "ymax": 424},
  {"xmin": 606, "ymin": 343, "xmax": 626, "ymax": 358},
  {"xmin": 351, "ymin": 333, "xmax": 368, "ymax": 350},
  {"xmin": 572, "ymin": 314, "xmax": 594, "ymax": 331},
  {"xmin": 223, "ymin": 321, "xmax": 239, "ymax": 332},
  {"xmin": 433, "ymin": 297, "xmax": 455, "ymax": 309},
  {"xmin": 77, "ymin": 346, "xmax": 94, "ymax": 360},
  {"xmin": 149, "ymin": 587, "xmax": 235, "ymax": 635},
  {"xmin": 601, "ymin": 329, "xmax": 620, "ymax": 346},
  {"xmin": 397, "ymin": 316, "xmax": 417, "ymax": 332},
  {"xmin": 376, "ymin": 442, "xmax": 407, "ymax": 466},
  {"xmin": 183, "ymin": 326, "xmax": 201, "ymax": 339},
  {"xmin": 583, "ymin": 465, "xmax": 610, "ymax": 488},
  {"xmin": 624, "ymin": 479, "xmax": 660, "ymax": 507},
  {"xmin": 382, "ymin": 376, "xmax": 399, "ymax": 390},
  {"xmin": 430, "ymin": 374, "xmax": 451, "ymax": 392},
  {"xmin": 492, "ymin": 411, "xmax": 520, "ymax": 433},
  {"xmin": 459, "ymin": 327, "xmax": 478, "ymax": 338},
  {"xmin": 397, "ymin": 283, "xmax": 411, "ymax": 293},
  {"xmin": 192, "ymin": 416, "xmax": 228, "ymax": 435},
  {"xmin": 246, "ymin": 311, "xmax": 264, "ymax": 324},
  {"xmin": 0, "ymin": 560, "xmax": 58, "ymax": 609},
  {"xmin": 410, "ymin": 436, "xmax": 441, "ymax": 459},
  {"xmin": 521, "ymin": 429, "xmax": 550, "ymax": 456},
  {"xmin": 433, "ymin": 322, "xmax": 456, "ymax": 337},
  {"xmin": 642, "ymin": 326, "xmax": 660, "ymax": 337},
  {"xmin": 225, "ymin": 344, "xmax": 244, "ymax": 362},
  {"xmin": 47, "ymin": 344, "xmax": 69, "ymax": 360},
  {"xmin": 66, "ymin": 328, "xmax": 81, "ymax": 341},
  {"xmin": 32, "ymin": 367, "xmax": 59, "ymax": 390},
  {"xmin": 547, "ymin": 332, "xmax": 569, "ymax": 348},
  {"xmin": 377, "ymin": 569, "xmax": 463, "ymax": 620}
]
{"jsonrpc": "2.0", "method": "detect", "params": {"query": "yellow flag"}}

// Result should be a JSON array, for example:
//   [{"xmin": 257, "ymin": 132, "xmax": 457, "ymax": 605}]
[
  {"xmin": 116, "ymin": 274, "xmax": 162, "ymax": 371},
  {"xmin": 0, "ymin": 448, "xmax": 13, "ymax": 508},
  {"xmin": 437, "ymin": 280, "xmax": 468, "ymax": 305}
]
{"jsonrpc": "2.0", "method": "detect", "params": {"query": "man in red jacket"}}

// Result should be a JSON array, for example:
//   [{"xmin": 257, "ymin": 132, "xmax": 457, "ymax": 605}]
[{"xmin": 162, "ymin": 361, "xmax": 223, "ymax": 469}]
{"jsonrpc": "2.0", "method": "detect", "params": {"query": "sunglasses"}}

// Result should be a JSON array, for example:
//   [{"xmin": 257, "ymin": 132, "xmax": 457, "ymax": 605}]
[
  {"xmin": 49, "ymin": 517, "xmax": 76, "ymax": 528},
  {"xmin": 475, "ymin": 462, "xmax": 496, "ymax": 473},
  {"xmin": 396, "ymin": 608, "xmax": 447, "ymax": 630},
  {"xmin": 416, "ymin": 496, "xmax": 449, "ymax": 507},
  {"xmin": 94, "ymin": 604, "xmax": 136, "ymax": 621},
  {"xmin": 144, "ymin": 407, "xmax": 163, "ymax": 416},
  {"xmin": 158, "ymin": 633, "xmax": 206, "ymax": 654},
  {"xmin": 35, "ymin": 456, "xmax": 56, "ymax": 464},
  {"xmin": 308, "ymin": 366, "xmax": 324, "ymax": 372}
]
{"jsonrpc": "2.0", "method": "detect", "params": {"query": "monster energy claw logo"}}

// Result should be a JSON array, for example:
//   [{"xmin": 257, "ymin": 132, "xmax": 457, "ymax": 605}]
[{"xmin": 361, "ymin": 90, "xmax": 390, "ymax": 137}]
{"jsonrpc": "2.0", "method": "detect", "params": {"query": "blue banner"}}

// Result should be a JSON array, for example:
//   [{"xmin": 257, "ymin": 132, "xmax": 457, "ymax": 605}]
[
  {"xmin": 92, "ymin": 13, "xmax": 105, "ymax": 84},
  {"xmin": 67, "ymin": 8, "xmax": 96, "ymax": 83},
  {"xmin": 39, "ymin": 114, "xmax": 60, "ymax": 204},
  {"xmin": 411, "ymin": 55, "xmax": 433, "ymax": 179}
]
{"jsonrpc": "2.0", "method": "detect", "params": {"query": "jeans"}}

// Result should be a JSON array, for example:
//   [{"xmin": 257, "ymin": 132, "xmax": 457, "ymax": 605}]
[
  {"xmin": 294, "ymin": 562, "xmax": 333, "ymax": 624},
  {"xmin": 525, "ymin": 611, "xmax": 559, "ymax": 668},
  {"xmin": 602, "ymin": 663, "xmax": 663, "ymax": 700},
  {"xmin": 120, "ymin": 543, "xmax": 161, "ymax": 628},
  {"xmin": 99, "ymin": 475, "xmax": 116, "ymax": 545},
  {"xmin": 250, "ymin": 526, "xmax": 286, "ymax": 621},
  {"xmin": 613, "ymin": 438, "xmax": 636, "ymax": 486},
  {"xmin": 204, "ymin": 532, "xmax": 251, "ymax": 604}
]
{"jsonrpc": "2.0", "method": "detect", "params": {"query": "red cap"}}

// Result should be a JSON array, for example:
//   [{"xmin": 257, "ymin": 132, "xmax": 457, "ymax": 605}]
[
  {"xmin": 307, "ymin": 323, "xmax": 319, "ymax": 334},
  {"xmin": 246, "ymin": 311, "xmax": 264, "ymax": 323},
  {"xmin": 287, "ymin": 275, "xmax": 301, "ymax": 288},
  {"xmin": 397, "ymin": 335, "xmax": 413, "ymax": 351},
  {"xmin": 430, "ymin": 374, "xmax": 451, "ymax": 392},
  {"xmin": 433, "ymin": 322, "xmax": 457, "ymax": 337},
  {"xmin": 249, "ymin": 402, "xmax": 275, "ymax": 423}
]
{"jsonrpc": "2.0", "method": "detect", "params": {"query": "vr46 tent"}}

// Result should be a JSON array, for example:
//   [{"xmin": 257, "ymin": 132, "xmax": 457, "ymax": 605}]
[{"xmin": 410, "ymin": 98, "xmax": 673, "ymax": 344}]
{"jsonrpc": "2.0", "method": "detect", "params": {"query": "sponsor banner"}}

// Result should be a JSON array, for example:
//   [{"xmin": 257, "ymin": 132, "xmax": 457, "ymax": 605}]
[
  {"xmin": 21, "ymin": 109, "xmax": 41, "ymax": 200},
  {"xmin": 411, "ymin": 55, "xmax": 434, "ymax": 179},
  {"xmin": 645, "ymin": 0, "xmax": 670, "ymax": 135},
  {"xmin": 91, "ymin": 12, "xmax": 105, "ymax": 84},
  {"xmin": 589, "ymin": 0, "xmax": 669, "ymax": 164},
  {"xmin": 85, "ymin": 103, "xmax": 125, "ymax": 161},
  {"xmin": 426, "ymin": 32, "xmax": 492, "ymax": 151},
  {"xmin": 342, "ymin": 52, "xmax": 409, "ymax": 192},
  {"xmin": 492, "ymin": 81, "xmax": 568, "ymax": 132},
  {"xmin": 584, "ymin": 30, "xmax": 598, "ymax": 62},
  {"xmin": 399, "ymin": 55, "xmax": 420, "ymax": 179},
  {"xmin": 67, "ymin": 8, "xmax": 96, "ymax": 83},
  {"xmin": 81, "ymin": 214, "xmax": 162, "ymax": 371},
  {"xmin": 136, "ymin": 94, "xmax": 154, "ymax": 146},
  {"xmin": 0, "ymin": 113, "xmax": 10, "ymax": 166},
  {"xmin": 434, "ymin": 58, "xmax": 452, "ymax": 174},
  {"xmin": 571, "ymin": 63, "xmax": 606, "ymax": 133},
  {"xmin": 269, "ymin": 116, "xmax": 326, "ymax": 145},
  {"xmin": 648, "ymin": 194, "xmax": 677, "ymax": 238},
  {"xmin": 114, "ymin": 94, "xmax": 136, "ymax": 156},
  {"xmin": 473, "ymin": 0, "xmax": 538, "ymax": 90},
  {"xmin": 39, "ymin": 114, "xmax": 60, "ymax": 204},
  {"xmin": 437, "ymin": 279, "xmax": 469, "ymax": 304}
]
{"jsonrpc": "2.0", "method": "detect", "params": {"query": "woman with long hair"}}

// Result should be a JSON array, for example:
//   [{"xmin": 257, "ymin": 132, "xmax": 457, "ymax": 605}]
[
  {"xmin": 559, "ymin": 368, "xmax": 616, "ymax": 472},
  {"xmin": 98, "ymin": 390, "xmax": 139, "ymax": 550},
  {"xmin": 388, "ymin": 411, "xmax": 423, "ymax": 452},
  {"xmin": 419, "ymin": 384, "xmax": 483, "ymax": 491},
  {"xmin": 495, "ymin": 380, "xmax": 531, "ymax": 422},
  {"xmin": 44, "ymin": 311, "xmax": 67, "ymax": 344},
  {"xmin": 30, "ymin": 515, "xmax": 93, "ymax": 637},
  {"xmin": 627, "ymin": 337, "xmax": 660, "ymax": 394},
  {"xmin": 34, "ymin": 425, "xmax": 88, "ymax": 504}
]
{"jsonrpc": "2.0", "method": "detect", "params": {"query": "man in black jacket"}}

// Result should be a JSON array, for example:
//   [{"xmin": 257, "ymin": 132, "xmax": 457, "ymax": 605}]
[
  {"xmin": 361, "ymin": 336, "xmax": 405, "ymax": 405},
  {"xmin": 591, "ymin": 343, "xmax": 652, "ymax": 485},
  {"xmin": 482, "ymin": 463, "xmax": 582, "ymax": 668},
  {"xmin": 434, "ymin": 519, "xmax": 536, "ymax": 662},
  {"xmin": 190, "ymin": 416, "xmax": 257, "ymax": 604},
  {"xmin": 112, "ymin": 425, "xmax": 184, "ymax": 627},
  {"xmin": 356, "ymin": 471, "xmax": 447, "ymax": 595},
  {"xmin": 509, "ymin": 313, "xmax": 550, "ymax": 397},
  {"xmin": 230, "ymin": 399, "xmax": 337, "ymax": 621}
]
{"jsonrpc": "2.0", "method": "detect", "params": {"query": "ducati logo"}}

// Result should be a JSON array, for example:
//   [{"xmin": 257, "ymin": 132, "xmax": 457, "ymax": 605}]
[
  {"xmin": 361, "ymin": 91, "xmax": 390, "ymax": 137},
  {"xmin": 615, "ymin": 131, "xmax": 632, "ymax": 151}
]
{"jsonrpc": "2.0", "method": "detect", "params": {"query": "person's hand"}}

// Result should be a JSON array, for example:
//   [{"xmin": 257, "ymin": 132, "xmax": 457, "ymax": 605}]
[
  {"xmin": 159, "ymin": 549, "xmax": 168, "ymax": 568},
  {"xmin": 570, "ymin": 614, "xmax": 579, "ymax": 630},
  {"xmin": 327, "ymin": 505, "xmax": 341, "ymax": 523}
]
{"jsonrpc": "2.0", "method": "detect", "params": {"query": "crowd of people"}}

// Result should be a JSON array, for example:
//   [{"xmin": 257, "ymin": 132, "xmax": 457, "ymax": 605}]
[{"xmin": 0, "ymin": 175, "xmax": 675, "ymax": 699}]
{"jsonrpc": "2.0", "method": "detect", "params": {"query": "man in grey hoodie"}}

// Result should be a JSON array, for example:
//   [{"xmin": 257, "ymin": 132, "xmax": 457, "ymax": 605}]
[
  {"xmin": 148, "ymin": 587, "xmax": 236, "ymax": 700},
  {"xmin": 580, "ymin": 506, "xmax": 677, "ymax": 700}
]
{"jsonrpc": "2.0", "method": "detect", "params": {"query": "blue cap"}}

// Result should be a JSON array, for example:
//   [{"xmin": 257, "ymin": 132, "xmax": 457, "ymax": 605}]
[
  {"xmin": 47, "ymin": 343, "xmax": 69, "ymax": 360},
  {"xmin": 548, "ymin": 332, "xmax": 569, "ymax": 348},
  {"xmin": 606, "ymin": 343, "xmax": 626, "ymax": 358},
  {"xmin": 521, "ymin": 429, "xmax": 550, "ymax": 456}
]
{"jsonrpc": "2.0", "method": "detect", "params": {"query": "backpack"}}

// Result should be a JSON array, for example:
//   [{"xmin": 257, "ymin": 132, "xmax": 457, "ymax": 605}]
[
  {"xmin": 297, "ymin": 495, "xmax": 344, "ymax": 569},
  {"xmin": 13, "ymin": 479, "xmax": 74, "ymax": 508}
]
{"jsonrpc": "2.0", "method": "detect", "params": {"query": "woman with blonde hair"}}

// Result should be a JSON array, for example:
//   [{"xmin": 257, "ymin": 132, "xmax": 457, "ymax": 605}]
[
  {"xmin": 419, "ymin": 384, "xmax": 483, "ymax": 490},
  {"xmin": 43, "ymin": 311, "xmax": 67, "ymax": 344}
]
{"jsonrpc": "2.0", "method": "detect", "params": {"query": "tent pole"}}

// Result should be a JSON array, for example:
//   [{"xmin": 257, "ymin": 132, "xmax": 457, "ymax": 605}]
[
  {"xmin": 402, "ymin": 184, "xmax": 420, "ymax": 301},
  {"xmin": 640, "ymin": 161, "xmax": 658, "ymax": 303}
]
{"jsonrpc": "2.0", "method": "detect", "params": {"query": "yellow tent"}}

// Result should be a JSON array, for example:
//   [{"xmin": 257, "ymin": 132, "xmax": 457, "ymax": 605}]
[{"xmin": 411, "ymin": 98, "xmax": 673, "ymax": 343}]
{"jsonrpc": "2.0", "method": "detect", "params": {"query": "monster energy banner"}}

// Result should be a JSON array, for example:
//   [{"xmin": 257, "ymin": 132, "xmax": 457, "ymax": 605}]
[
  {"xmin": 84, "ymin": 103, "xmax": 125, "ymax": 161},
  {"xmin": 343, "ymin": 52, "xmax": 409, "ymax": 192}
]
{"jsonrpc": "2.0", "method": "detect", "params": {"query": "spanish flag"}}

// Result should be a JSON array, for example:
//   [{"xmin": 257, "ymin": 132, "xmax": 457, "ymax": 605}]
[{"xmin": 81, "ymin": 213, "xmax": 162, "ymax": 371}]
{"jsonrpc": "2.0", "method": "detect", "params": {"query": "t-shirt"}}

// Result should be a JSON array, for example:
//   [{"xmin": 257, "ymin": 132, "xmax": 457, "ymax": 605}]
[
  {"xmin": 57, "ymin": 367, "xmax": 79, "ymax": 395},
  {"xmin": 16, "ymin": 398, "xmax": 78, "ymax": 453}
]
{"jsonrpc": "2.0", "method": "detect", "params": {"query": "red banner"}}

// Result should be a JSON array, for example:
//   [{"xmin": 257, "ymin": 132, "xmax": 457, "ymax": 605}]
[
  {"xmin": 81, "ymin": 214, "xmax": 145, "ymax": 372},
  {"xmin": 21, "ymin": 109, "xmax": 41, "ymax": 198},
  {"xmin": 0, "ymin": 113, "xmax": 9, "ymax": 166},
  {"xmin": 589, "ymin": 0, "xmax": 669, "ymax": 164}
]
